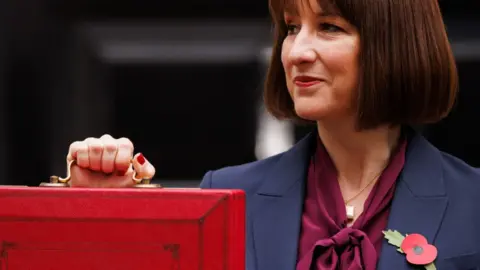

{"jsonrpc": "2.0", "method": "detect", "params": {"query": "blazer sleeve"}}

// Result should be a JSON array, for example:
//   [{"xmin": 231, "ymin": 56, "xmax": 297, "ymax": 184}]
[{"xmin": 199, "ymin": 170, "xmax": 214, "ymax": 188}]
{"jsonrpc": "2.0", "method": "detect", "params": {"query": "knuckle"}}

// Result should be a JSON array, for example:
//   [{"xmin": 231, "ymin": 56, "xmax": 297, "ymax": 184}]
[
  {"xmin": 84, "ymin": 137, "xmax": 97, "ymax": 143},
  {"xmin": 100, "ymin": 134, "xmax": 114, "ymax": 140},
  {"xmin": 87, "ymin": 139, "xmax": 103, "ymax": 153},
  {"xmin": 69, "ymin": 141, "xmax": 80, "ymax": 150},
  {"xmin": 103, "ymin": 143, "xmax": 118, "ymax": 153},
  {"xmin": 117, "ymin": 137, "xmax": 133, "ymax": 149},
  {"xmin": 76, "ymin": 142, "xmax": 89, "ymax": 153},
  {"xmin": 100, "ymin": 135, "xmax": 118, "ymax": 153},
  {"xmin": 89, "ymin": 145, "xmax": 103, "ymax": 155},
  {"xmin": 68, "ymin": 141, "xmax": 82, "ymax": 155}
]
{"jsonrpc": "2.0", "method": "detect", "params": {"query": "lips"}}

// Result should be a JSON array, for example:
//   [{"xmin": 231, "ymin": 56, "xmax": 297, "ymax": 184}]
[{"xmin": 293, "ymin": 76, "xmax": 323, "ymax": 87}]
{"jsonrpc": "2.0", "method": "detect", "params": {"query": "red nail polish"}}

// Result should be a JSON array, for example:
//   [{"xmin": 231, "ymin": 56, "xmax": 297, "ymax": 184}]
[
  {"xmin": 137, "ymin": 153, "xmax": 146, "ymax": 165},
  {"xmin": 116, "ymin": 170, "xmax": 127, "ymax": 176}
]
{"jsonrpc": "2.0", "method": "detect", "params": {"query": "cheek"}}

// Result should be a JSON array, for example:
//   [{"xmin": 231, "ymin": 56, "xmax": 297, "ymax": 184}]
[
  {"xmin": 336, "ymin": 43, "xmax": 359, "ymax": 76},
  {"xmin": 280, "ymin": 41, "xmax": 291, "ymax": 74},
  {"xmin": 337, "ymin": 49, "xmax": 360, "ymax": 105},
  {"xmin": 322, "ymin": 44, "xmax": 359, "ymax": 94},
  {"xmin": 326, "ymin": 49, "xmax": 355, "ymax": 72},
  {"xmin": 340, "ymin": 50, "xmax": 359, "ymax": 90},
  {"xmin": 280, "ymin": 43, "xmax": 295, "ymax": 95}
]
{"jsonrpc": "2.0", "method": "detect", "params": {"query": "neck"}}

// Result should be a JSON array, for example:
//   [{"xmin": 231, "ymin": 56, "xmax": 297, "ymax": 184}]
[{"xmin": 317, "ymin": 119, "xmax": 402, "ymax": 190}]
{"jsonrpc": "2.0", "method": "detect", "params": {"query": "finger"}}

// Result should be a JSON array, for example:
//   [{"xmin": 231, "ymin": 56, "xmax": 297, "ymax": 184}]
[
  {"xmin": 86, "ymin": 137, "xmax": 103, "ymax": 171},
  {"xmin": 132, "ymin": 153, "xmax": 156, "ymax": 179},
  {"xmin": 100, "ymin": 134, "xmax": 118, "ymax": 174},
  {"xmin": 114, "ymin": 137, "xmax": 134, "ymax": 174},
  {"xmin": 74, "ymin": 141, "xmax": 90, "ymax": 168},
  {"xmin": 67, "ymin": 141, "xmax": 81, "ymax": 162}
]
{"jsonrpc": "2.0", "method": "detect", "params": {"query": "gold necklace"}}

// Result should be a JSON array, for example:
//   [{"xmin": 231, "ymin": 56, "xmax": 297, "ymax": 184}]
[{"xmin": 342, "ymin": 170, "xmax": 384, "ymax": 221}]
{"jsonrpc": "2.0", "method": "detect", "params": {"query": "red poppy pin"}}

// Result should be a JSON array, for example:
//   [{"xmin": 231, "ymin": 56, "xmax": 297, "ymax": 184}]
[{"xmin": 383, "ymin": 230, "xmax": 437, "ymax": 270}]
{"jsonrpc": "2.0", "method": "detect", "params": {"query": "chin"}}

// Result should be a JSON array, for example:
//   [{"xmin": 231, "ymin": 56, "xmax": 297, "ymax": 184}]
[{"xmin": 293, "ymin": 103, "xmax": 328, "ymax": 122}]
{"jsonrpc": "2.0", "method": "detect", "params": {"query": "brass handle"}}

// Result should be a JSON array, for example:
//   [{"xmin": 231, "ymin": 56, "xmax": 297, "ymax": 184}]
[{"xmin": 41, "ymin": 159, "xmax": 161, "ymax": 188}]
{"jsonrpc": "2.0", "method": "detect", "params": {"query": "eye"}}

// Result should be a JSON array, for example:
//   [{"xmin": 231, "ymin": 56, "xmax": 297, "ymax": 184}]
[
  {"xmin": 286, "ymin": 24, "xmax": 300, "ymax": 35},
  {"xmin": 319, "ymin": 23, "xmax": 344, "ymax": 33}
]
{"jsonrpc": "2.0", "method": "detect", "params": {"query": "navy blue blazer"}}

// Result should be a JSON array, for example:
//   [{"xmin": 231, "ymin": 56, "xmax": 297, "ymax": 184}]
[{"xmin": 199, "ymin": 132, "xmax": 480, "ymax": 270}]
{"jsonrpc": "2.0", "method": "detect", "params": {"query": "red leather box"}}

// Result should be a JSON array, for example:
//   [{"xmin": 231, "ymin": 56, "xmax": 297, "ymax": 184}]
[{"xmin": 0, "ymin": 186, "xmax": 245, "ymax": 270}]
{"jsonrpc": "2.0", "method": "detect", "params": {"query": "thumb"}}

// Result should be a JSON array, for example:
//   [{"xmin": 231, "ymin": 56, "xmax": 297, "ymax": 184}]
[{"xmin": 132, "ymin": 153, "xmax": 156, "ymax": 180}]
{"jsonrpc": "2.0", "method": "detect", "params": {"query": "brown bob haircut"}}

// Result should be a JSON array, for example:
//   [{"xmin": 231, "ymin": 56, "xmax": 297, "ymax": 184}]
[{"xmin": 264, "ymin": 0, "xmax": 458, "ymax": 130}]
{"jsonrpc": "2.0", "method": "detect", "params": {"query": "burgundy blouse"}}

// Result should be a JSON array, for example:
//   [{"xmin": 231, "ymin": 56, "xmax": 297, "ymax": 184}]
[{"xmin": 296, "ymin": 137, "xmax": 407, "ymax": 270}]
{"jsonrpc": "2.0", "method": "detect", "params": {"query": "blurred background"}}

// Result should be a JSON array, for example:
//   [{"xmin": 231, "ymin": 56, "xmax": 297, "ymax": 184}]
[{"xmin": 0, "ymin": 0, "xmax": 478, "ymax": 187}]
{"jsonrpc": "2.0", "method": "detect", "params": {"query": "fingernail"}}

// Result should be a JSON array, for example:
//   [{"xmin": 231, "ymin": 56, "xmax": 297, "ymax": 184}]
[
  {"xmin": 116, "ymin": 170, "xmax": 127, "ymax": 176},
  {"xmin": 137, "ymin": 153, "xmax": 146, "ymax": 165}
]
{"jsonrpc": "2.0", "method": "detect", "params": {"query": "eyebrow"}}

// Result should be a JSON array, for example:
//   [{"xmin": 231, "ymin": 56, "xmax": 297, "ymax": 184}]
[{"xmin": 316, "ymin": 10, "xmax": 336, "ymax": 17}]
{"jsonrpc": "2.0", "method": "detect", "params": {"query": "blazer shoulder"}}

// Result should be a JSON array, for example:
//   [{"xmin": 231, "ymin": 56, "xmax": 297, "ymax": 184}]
[
  {"xmin": 439, "ymin": 151, "xmax": 480, "ymax": 222},
  {"xmin": 199, "ymin": 152, "xmax": 283, "ymax": 191},
  {"xmin": 436, "ymin": 151, "xmax": 480, "ymax": 250},
  {"xmin": 440, "ymin": 151, "xmax": 480, "ymax": 187}
]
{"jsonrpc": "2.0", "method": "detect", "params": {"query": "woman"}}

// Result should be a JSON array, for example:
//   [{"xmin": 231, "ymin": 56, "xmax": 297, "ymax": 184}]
[{"xmin": 66, "ymin": 0, "xmax": 480, "ymax": 269}]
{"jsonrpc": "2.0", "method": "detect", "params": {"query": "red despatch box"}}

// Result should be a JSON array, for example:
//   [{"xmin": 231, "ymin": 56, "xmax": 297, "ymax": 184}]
[{"xmin": 0, "ymin": 186, "xmax": 245, "ymax": 270}]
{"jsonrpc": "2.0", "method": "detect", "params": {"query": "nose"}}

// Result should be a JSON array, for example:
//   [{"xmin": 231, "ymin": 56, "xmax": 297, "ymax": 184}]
[{"xmin": 288, "ymin": 30, "xmax": 317, "ymax": 65}]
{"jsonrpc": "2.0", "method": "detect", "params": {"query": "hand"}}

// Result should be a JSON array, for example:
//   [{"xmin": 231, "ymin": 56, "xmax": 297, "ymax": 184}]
[{"xmin": 66, "ymin": 134, "xmax": 156, "ymax": 188}]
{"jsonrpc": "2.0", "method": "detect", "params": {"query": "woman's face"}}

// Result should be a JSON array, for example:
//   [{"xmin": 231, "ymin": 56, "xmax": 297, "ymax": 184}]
[{"xmin": 281, "ymin": 0, "xmax": 360, "ymax": 122}]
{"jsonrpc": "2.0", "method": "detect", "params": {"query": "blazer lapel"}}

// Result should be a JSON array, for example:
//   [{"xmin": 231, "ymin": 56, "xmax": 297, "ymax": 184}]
[
  {"xmin": 377, "ymin": 133, "xmax": 448, "ymax": 270},
  {"xmin": 252, "ymin": 133, "xmax": 315, "ymax": 270},
  {"xmin": 250, "ymin": 130, "xmax": 448, "ymax": 270}
]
